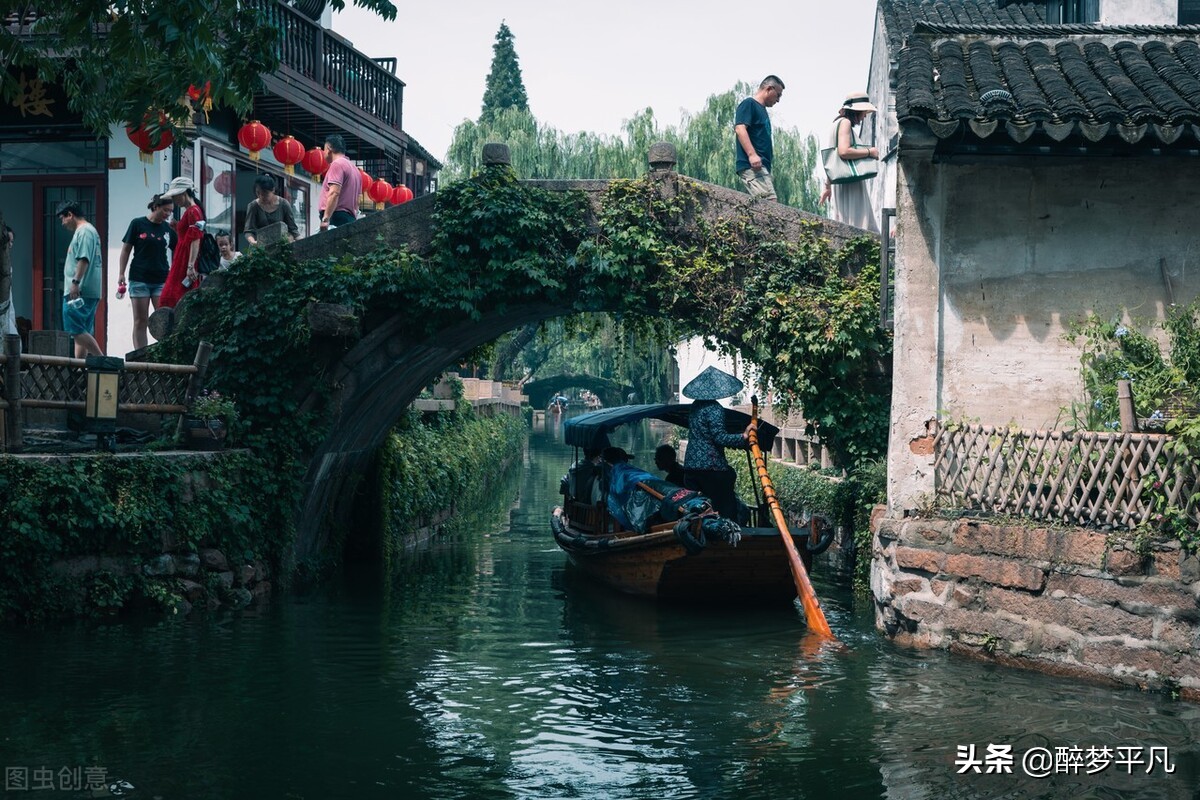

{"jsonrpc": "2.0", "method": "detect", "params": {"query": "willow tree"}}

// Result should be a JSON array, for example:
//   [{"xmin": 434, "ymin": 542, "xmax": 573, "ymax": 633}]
[{"xmin": 444, "ymin": 84, "xmax": 821, "ymax": 213}]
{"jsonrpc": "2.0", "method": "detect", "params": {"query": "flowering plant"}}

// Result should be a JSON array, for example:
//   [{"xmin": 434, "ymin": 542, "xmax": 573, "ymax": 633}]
[
  {"xmin": 1065, "ymin": 311, "xmax": 1190, "ymax": 430},
  {"xmin": 191, "ymin": 390, "xmax": 238, "ymax": 424}
]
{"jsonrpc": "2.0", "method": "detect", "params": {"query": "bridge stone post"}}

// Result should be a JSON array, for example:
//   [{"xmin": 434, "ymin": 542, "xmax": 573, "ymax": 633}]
[
  {"xmin": 648, "ymin": 142, "xmax": 677, "ymax": 172},
  {"xmin": 482, "ymin": 143, "xmax": 511, "ymax": 166}
]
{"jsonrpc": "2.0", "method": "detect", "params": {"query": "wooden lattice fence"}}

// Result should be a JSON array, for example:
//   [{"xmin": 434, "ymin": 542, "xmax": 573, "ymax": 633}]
[
  {"xmin": 934, "ymin": 423, "xmax": 1200, "ymax": 530},
  {"xmin": 0, "ymin": 336, "xmax": 211, "ymax": 451}
]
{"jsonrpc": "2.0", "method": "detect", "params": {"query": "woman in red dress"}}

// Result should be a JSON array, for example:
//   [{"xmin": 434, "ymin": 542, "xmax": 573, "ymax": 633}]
[{"xmin": 158, "ymin": 176, "xmax": 206, "ymax": 309}]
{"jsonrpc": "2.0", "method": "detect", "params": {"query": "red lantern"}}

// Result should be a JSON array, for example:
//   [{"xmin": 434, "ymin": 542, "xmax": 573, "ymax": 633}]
[
  {"xmin": 201, "ymin": 163, "xmax": 214, "ymax": 186},
  {"xmin": 213, "ymin": 171, "xmax": 234, "ymax": 197},
  {"xmin": 237, "ymin": 120, "xmax": 271, "ymax": 161},
  {"xmin": 358, "ymin": 169, "xmax": 374, "ymax": 200},
  {"xmin": 391, "ymin": 185, "xmax": 414, "ymax": 205},
  {"xmin": 368, "ymin": 179, "xmax": 392, "ymax": 210},
  {"xmin": 302, "ymin": 147, "xmax": 327, "ymax": 181},
  {"xmin": 126, "ymin": 114, "xmax": 174, "ymax": 164},
  {"xmin": 272, "ymin": 135, "xmax": 305, "ymax": 177}
]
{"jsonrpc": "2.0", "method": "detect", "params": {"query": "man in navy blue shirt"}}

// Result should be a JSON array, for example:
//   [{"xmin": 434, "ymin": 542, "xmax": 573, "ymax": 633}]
[{"xmin": 734, "ymin": 75, "xmax": 785, "ymax": 201}]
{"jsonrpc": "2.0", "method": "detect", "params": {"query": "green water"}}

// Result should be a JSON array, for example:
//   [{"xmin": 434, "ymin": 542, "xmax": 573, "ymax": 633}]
[{"xmin": 1, "ymin": 421, "xmax": 1198, "ymax": 799}]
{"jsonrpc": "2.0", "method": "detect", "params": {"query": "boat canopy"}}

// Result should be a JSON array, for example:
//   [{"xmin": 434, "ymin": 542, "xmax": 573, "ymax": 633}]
[{"xmin": 562, "ymin": 403, "xmax": 780, "ymax": 452}]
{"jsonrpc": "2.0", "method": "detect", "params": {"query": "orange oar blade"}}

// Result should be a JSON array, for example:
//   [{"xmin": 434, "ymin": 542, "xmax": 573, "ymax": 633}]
[{"xmin": 749, "ymin": 397, "xmax": 836, "ymax": 639}]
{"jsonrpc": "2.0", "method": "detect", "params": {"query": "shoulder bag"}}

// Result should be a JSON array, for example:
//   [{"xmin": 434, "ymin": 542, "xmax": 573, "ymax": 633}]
[{"xmin": 822, "ymin": 120, "xmax": 878, "ymax": 185}]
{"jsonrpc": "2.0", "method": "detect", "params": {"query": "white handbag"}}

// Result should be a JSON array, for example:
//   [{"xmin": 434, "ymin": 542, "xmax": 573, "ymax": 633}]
[{"xmin": 822, "ymin": 120, "xmax": 878, "ymax": 185}]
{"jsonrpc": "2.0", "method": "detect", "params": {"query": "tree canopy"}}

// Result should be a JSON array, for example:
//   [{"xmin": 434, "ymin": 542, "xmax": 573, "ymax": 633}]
[
  {"xmin": 445, "ymin": 85, "xmax": 821, "ymax": 212},
  {"xmin": 0, "ymin": 0, "xmax": 398, "ymax": 141},
  {"xmin": 480, "ymin": 22, "xmax": 529, "ymax": 122}
]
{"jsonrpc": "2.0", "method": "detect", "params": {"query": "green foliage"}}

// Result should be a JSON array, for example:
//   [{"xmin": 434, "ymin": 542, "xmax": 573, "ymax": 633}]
[
  {"xmin": 1066, "ymin": 314, "xmax": 1177, "ymax": 430},
  {"xmin": 0, "ymin": 452, "xmax": 264, "ymax": 622},
  {"xmin": 1066, "ymin": 304, "xmax": 1200, "ymax": 550},
  {"xmin": 379, "ymin": 401, "xmax": 526, "ymax": 546},
  {"xmin": 191, "ymin": 389, "xmax": 238, "ymax": 425},
  {"xmin": 733, "ymin": 456, "xmax": 887, "ymax": 595},
  {"xmin": 444, "ymin": 85, "xmax": 823, "ymax": 212},
  {"xmin": 513, "ymin": 314, "xmax": 679, "ymax": 404},
  {"xmin": 480, "ymin": 22, "xmax": 529, "ymax": 122},
  {"xmin": 0, "ymin": 0, "xmax": 397, "ymax": 142}
]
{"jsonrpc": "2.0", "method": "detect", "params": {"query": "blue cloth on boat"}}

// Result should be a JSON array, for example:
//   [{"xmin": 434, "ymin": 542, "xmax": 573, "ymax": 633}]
[{"xmin": 605, "ymin": 463, "xmax": 692, "ymax": 533}]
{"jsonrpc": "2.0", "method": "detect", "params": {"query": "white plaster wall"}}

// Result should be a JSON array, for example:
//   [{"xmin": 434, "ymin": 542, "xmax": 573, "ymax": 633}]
[
  {"xmin": 888, "ymin": 154, "xmax": 1200, "ymax": 512},
  {"xmin": 105, "ymin": 127, "xmax": 173, "ymax": 358},
  {"xmin": 865, "ymin": 10, "xmax": 896, "ymax": 217},
  {"xmin": 1100, "ymin": 0, "xmax": 1178, "ymax": 24}
]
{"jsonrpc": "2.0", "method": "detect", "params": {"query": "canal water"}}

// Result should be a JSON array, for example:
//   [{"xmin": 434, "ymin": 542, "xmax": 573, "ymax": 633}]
[{"xmin": 2, "ymin": 420, "xmax": 1199, "ymax": 800}]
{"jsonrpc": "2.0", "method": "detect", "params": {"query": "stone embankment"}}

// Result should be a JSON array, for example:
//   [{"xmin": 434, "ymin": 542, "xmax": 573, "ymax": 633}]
[
  {"xmin": 872, "ymin": 511, "xmax": 1200, "ymax": 699},
  {"xmin": 54, "ymin": 546, "xmax": 271, "ymax": 616}
]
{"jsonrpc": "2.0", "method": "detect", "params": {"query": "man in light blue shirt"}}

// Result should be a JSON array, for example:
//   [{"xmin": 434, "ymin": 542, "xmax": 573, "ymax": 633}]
[{"xmin": 59, "ymin": 200, "xmax": 104, "ymax": 357}]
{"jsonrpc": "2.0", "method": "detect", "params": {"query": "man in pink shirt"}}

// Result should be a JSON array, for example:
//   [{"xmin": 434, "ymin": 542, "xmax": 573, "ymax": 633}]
[{"xmin": 318, "ymin": 134, "xmax": 362, "ymax": 230}]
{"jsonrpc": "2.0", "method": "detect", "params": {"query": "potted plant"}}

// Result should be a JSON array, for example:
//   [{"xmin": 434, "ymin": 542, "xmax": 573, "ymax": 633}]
[{"xmin": 184, "ymin": 390, "xmax": 237, "ymax": 450}]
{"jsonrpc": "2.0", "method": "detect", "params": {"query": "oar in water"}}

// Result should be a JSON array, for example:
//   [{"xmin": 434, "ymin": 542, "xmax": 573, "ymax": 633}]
[{"xmin": 748, "ymin": 395, "xmax": 836, "ymax": 638}]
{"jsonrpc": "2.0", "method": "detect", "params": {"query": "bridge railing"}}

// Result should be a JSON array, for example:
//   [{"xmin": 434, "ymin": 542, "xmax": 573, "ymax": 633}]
[{"xmin": 0, "ymin": 336, "xmax": 211, "ymax": 452}]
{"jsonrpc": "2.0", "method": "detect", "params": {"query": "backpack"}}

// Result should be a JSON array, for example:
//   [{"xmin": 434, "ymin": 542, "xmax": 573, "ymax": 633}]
[{"xmin": 196, "ymin": 228, "xmax": 221, "ymax": 275}]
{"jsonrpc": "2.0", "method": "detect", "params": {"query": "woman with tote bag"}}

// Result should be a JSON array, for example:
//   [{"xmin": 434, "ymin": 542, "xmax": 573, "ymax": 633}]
[{"xmin": 819, "ymin": 92, "xmax": 880, "ymax": 233}]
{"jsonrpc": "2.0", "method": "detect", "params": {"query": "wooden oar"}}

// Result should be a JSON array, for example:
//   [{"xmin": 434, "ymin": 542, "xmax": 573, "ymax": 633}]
[{"xmin": 748, "ymin": 395, "xmax": 836, "ymax": 638}]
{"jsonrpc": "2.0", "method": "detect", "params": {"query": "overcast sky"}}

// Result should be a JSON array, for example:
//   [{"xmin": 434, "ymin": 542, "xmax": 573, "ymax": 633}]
[{"xmin": 334, "ymin": 0, "xmax": 880, "ymax": 163}]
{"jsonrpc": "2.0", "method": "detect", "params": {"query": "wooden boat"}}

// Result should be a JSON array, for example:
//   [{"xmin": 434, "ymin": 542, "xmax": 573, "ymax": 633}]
[{"xmin": 551, "ymin": 404, "xmax": 829, "ymax": 603}]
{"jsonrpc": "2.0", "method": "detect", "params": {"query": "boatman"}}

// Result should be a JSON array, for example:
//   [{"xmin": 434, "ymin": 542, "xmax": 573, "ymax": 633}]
[{"xmin": 681, "ymin": 366, "xmax": 755, "ymax": 519}]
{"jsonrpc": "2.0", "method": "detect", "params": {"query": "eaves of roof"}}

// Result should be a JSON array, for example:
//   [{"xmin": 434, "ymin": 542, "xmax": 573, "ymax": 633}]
[{"xmin": 895, "ymin": 27, "xmax": 1200, "ymax": 147}]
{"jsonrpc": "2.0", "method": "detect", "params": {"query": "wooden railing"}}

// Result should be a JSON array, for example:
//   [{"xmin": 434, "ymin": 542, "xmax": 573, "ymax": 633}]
[
  {"xmin": 934, "ymin": 422, "xmax": 1200, "ymax": 530},
  {"xmin": 0, "ymin": 336, "xmax": 211, "ymax": 452},
  {"xmin": 247, "ymin": 0, "xmax": 403, "ymax": 129}
]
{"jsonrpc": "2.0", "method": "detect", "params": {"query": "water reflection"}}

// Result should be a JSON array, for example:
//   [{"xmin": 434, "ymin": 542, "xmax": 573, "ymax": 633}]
[{"xmin": 0, "ymin": 426, "xmax": 1196, "ymax": 799}]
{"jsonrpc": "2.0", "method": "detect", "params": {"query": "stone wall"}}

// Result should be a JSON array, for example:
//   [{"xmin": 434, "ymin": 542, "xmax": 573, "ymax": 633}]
[
  {"xmin": 52, "ymin": 547, "xmax": 271, "ymax": 616},
  {"xmin": 872, "ymin": 512, "xmax": 1200, "ymax": 699}
]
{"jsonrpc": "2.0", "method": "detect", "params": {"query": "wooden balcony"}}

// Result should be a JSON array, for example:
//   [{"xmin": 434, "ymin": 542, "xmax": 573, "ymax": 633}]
[{"xmin": 247, "ymin": 0, "xmax": 404, "ymax": 131}]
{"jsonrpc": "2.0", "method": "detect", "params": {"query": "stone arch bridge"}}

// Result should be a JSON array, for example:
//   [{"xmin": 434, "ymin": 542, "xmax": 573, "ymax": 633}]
[
  {"xmin": 523, "ymin": 375, "xmax": 632, "ymax": 409},
  {"xmin": 270, "ymin": 144, "xmax": 872, "ymax": 564}
]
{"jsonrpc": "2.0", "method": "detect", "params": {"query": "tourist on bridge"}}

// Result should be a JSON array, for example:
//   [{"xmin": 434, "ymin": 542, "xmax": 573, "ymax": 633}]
[
  {"xmin": 318, "ymin": 134, "xmax": 362, "ymax": 231},
  {"xmin": 818, "ymin": 92, "xmax": 880, "ymax": 233},
  {"xmin": 216, "ymin": 232, "xmax": 242, "ymax": 270},
  {"xmin": 680, "ymin": 366, "xmax": 754, "ymax": 519},
  {"xmin": 734, "ymin": 75, "xmax": 785, "ymax": 202},
  {"xmin": 117, "ymin": 193, "xmax": 174, "ymax": 349},
  {"xmin": 244, "ymin": 174, "xmax": 299, "ymax": 246},
  {"xmin": 157, "ymin": 177, "xmax": 206, "ymax": 309},
  {"xmin": 58, "ymin": 201, "xmax": 104, "ymax": 358}
]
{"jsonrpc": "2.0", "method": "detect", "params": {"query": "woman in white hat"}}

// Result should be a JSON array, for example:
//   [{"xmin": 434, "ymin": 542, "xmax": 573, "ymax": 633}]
[
  {"xmin": 157, "ymin": 176, "xmax": 205, "ymax": 309},
  {"xmin": 680, "ymin": 366, "xmax": 755, "ymax": 519},
  {"xmin": 819, "ymin": 92, "xmax": 880, "ymax": 233}
]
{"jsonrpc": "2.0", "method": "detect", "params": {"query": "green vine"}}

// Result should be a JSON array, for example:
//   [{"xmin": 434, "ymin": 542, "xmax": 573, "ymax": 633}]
[
  {"xmin": 0, "ymin": 453, "xmax": 264, "ymax": 622},
  {"xmin": 379, "ymin": 395, "xmax": 525, "ymax": 555}
]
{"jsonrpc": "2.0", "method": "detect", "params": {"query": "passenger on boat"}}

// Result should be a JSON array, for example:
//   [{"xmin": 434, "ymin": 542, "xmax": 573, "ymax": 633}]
[
  {"xmin": 562, "ymin": 447, "xmax": 605, "ymax": 505},
  {"xmin": 680, "ymin": 366, "xmax": 755, "ymax": 520},
  {"xmin": 654, "ymin": 444, "xmax": 686, "ymax": 486}
]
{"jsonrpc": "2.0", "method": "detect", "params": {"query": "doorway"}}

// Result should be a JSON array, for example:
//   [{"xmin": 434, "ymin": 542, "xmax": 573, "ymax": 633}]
[{"xmin": 34, "ymin": 181, "xmax": 105, "ymax": 347}]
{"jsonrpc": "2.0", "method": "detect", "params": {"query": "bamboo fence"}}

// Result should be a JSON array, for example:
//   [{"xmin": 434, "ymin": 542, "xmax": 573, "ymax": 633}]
[
  {"xmin": 0, "ymin": 337, "xmax": 210, "ymax": 451},
  {"xmin": 934, "ymin": 423, "xmax": 1200, "ymax": 530}
]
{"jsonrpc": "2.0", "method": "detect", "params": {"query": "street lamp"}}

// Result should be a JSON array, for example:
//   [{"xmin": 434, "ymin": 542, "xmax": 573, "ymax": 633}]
[{"xmin": 85, "ymin": 355, "xmax": 122, "ymax": 451}]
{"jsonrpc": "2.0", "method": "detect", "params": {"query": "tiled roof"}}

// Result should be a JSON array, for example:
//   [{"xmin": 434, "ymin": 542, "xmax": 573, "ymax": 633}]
[
  {"xmin": 895, "ymin": 30, "xmax": 1200, "ymax": 145},
  {"xmin": 879, "ymin": 0, "xmax": 1046, "ymax": 51}
]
